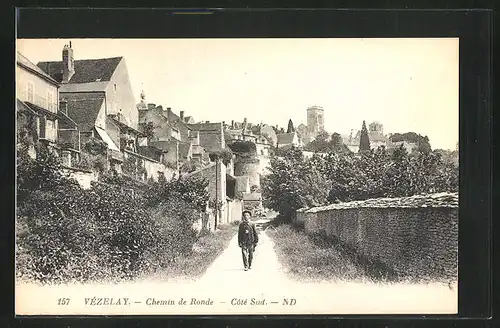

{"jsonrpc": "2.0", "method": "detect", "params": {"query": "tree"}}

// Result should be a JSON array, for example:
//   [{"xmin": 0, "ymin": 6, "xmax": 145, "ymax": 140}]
[
  {"xmin": 389, "ymin": 132, "xmax": 432, "ymax": 154},
  {"xmin": 286, "ymin": 119, "xmax": 295, "ymax": 133},
  {"xmin": 359, "ymin": 120, "xmax": 371, "ymax": 152},
  {"xmin": 208, "ymin": 148, "xmax": 233, "ymax": 166},
  {"xmin": 304, "ymin": 131, "xmax": 330, "ymax": 152},
  {"xmin": 143, "ymin": 121, "xmax": 158, "ymax": 140},
  {"xmin": 227, "ymin": 141, "xmax": 256, "ymax": 154},
  {"xmin": 327, "ymin": 132, "xmax": 350, "ymax": 153},
  {"xmin": 261, "ymin": 146, "xmax": 330, "ymax": 221}
]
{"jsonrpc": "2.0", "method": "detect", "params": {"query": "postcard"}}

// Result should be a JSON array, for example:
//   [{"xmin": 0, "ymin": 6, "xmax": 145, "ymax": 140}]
[{"xmin": 15, "ymin": 37, "xmax": 458, "ymax": 315}]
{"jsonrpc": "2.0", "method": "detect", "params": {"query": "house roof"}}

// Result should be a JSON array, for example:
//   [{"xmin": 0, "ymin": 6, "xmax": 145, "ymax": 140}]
[
  {"xmin": 188, "ymin": 122, "xmax": 222, "ymax": 131},
  {"xmin": 17, "ymin": 52, "xmax": 59, "ymax": 85},
  {"xmin": 95, "ymin": 126, "xmax": 120, "ymax": 152},
  {"xmin": 60, "ymin": 93, "xmax": 105, "ymax": 132},
  {"xmin": 184, "ymin": 116, "xmax": 195, "ymax": 124},
  {"xmin": 183, "ymin": 162, "xmax": 216, "ymax": 179},
  {"xmin": 277, "ymin": 132, "xmax": 297, "ymax": 145},
  {"xmin": 17, "ymin": 99, "xmax": 38, "ymax": 116},
  {"xmin": 37, "ymin": 57, "xmax": 122, "ymax": 84}
]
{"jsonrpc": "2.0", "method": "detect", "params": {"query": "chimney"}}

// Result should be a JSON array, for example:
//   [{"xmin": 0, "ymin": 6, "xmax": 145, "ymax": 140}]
[
  {"xmin": 59, "ymin": 100, "xmax": 68, "ymax": 115},
  {"xmin": 180, "ymin": 111, "xmax": 185, "ymax": 121},
  {"xmin": 62, "ymin": 42, "xmax": 75, "ymax": 83},
  {"xmin": 231, "ymin": 120, "xmax": 234, "ymax": 128}
]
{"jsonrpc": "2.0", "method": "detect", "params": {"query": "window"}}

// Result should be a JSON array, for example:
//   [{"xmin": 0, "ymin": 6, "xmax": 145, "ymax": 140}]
[
  {"xmin": 45, "ymin": 119, "xmax": 56, "ymax": 141},
  {"xmin": 47, "ymin": 90, "xmax": 55, "ymax": 112},
  {"xmin": 114, "ymin": 84, "xmax": 117, "ymax": 92},
  {"xmin": 27, "ymin": 82, "xmax": 34, "ymax": 103}
]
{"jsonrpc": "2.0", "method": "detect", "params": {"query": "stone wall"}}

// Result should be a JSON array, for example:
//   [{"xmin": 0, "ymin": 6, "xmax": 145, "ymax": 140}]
[
  {"xmin": 295, "ymin": 192, "xmax": 458, "ymax": 280},
  {"xmin": 234, "ymin": 157, "xmax": 261, "ymax": 188},
  {"xmin": 63, "ymin": 167, "xmax": 97, "ymax": 189}
]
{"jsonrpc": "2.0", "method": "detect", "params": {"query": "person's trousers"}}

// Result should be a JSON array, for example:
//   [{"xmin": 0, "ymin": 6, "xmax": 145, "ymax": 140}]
[{"xmin": 241, "ymin": 245, "xmax": 255, "ymax": 268}]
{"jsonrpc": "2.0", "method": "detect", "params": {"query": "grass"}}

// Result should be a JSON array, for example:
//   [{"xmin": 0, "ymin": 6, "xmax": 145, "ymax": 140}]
[
  {"xmin": 268, "ymin": 223, "xmax": 456, "ymax": 285},
  {"xmin": 154, "ymin": 223, "xmax": 239, "ymax": 281},
  {"xmin": 268, "ymin": 223, "xmax": 412, "ymax": 284},
  {"xmin": 267, "ymin": 224, "xmax": 366, "ymax": 283}
]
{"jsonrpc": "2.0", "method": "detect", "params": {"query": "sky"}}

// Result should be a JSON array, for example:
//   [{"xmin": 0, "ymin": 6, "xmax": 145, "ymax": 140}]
[{"xmin": 16, "ymin": 38, "xmax": 459, "ymax": 150}]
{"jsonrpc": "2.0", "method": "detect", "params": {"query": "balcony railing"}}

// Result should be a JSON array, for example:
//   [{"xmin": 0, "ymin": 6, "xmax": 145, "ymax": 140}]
[
  {"xmin": 20, "ymin": 91, "xmax": 58, "ymax": 113},
  {"xmin": 107, "ymin": 148, "xmax": 124, "ymax": 162}
]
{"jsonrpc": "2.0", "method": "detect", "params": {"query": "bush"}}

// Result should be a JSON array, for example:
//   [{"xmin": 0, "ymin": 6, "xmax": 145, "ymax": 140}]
[{"xmin": 16, "ymin": 142, "xmax": 211, "ymax": 284}]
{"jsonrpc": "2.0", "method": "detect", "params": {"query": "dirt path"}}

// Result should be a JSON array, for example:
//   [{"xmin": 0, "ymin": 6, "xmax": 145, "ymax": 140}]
[{"xmin": 195, "ymin": 229, "xmax": 291, "ymax": 293}]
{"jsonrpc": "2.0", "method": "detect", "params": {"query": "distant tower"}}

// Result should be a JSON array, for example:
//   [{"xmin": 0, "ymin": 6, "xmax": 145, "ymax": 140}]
[
  {"xmin": 369, "ymin": 121, "xmax": 383, "ymax": 134},
  {"xmin": 307, "ymin": 105, "xmax": 325, "ymax": 136}
]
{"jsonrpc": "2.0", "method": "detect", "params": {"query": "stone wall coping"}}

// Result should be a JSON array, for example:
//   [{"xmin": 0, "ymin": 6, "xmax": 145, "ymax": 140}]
[{"xmin": 303, "ymin": 192, "xmax": 458, "ymax": 213}]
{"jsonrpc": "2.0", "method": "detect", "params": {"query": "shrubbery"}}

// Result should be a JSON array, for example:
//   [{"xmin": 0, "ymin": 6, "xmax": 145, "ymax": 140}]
[{"xmin": 16, "ymin": 142, "xmax": 210, "ymax": 284}]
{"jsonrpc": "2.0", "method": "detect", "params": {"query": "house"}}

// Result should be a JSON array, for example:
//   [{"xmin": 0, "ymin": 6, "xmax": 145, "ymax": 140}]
[
  {"xmin": 37, "ymin": 43, "xmax": 171, "ymax": 181},
  {"xmin": 17, "ymin": 51, "xmax": 97, "ymax": 187},
  {"xmin": 38, "ymin": 43, "xmax": 138, "ymax": 129},
  {"xmin": 343, "ymin": 122, "xmax": 392, "ymax": 152},
  {"xmin": 184, "ymin": 160, "xmax": 241, "ymax": 229},
  {"xmin": 16, "ymin": 52, "xmax": 61, "ymax": 152},
  {"xmin": 277, "ymin": 132, "xmax": 302, "ymax": 148},
  {"xmin": 137, "ymin": 93, "xmax": 209, "ymax": 169},
  {"xmin": 188, "ymin": 122, "xmax": 226, "ymax": 152}
]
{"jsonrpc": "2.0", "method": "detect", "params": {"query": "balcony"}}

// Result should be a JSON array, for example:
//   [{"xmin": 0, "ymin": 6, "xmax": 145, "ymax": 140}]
[
  {"xmin": 22, "ymin": 93, "xmax": 58, "ymax": 114},
  {"xmin": 107, "ymin": 148, "xmax": 124, "ymax": 162}
]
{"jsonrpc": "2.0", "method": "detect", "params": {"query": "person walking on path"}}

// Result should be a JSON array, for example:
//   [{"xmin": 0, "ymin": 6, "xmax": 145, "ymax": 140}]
[{"xmin": 238, "ymin": 210, "xmax": 259, "ymax": 271}]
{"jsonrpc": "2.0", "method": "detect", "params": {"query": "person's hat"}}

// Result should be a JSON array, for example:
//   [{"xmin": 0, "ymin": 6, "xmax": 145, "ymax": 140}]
[{"xmin": 242, "ymin": 210, "xmax": 252, "ymax": 216}]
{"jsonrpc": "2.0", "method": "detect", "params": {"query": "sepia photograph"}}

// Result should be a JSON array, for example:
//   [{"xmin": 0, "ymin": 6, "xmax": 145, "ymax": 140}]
[{"xmin": 15, "ymin": 37, "xmax": 459, "ymax": 315}]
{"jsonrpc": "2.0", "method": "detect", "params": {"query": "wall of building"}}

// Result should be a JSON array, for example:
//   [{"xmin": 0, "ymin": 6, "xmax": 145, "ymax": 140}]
[
  {"xmin": 124, "ymin": 150, "xmax": 169, "ymax": 182},
  {"xmin": 105, "ymin": 59, "xmax": 138, "ymax": 129},
  {"xmin": 200, "ymin": 131, "xmax": 225, "ymax": 152},
  {"xmin": 187, "ymin": 161, "xmax": 228, "ymax": 224},
  {"xmin": 295, "ymin": 193, "xmax": 458, "ymax": 281},
  {"xmin": 226, "ymin": 199, "xmax": 243, "ymax": 224},
  {"xmin": 139, "ymin": 109, "xmax": 173, "ymax": 141},
  {"xmin": 16, "ymin": 66, "xmax": 59, "ymax": 114},
  {"xmin": 104, "ymin": 117, "xmax": 122, "ymax": 149},
  {"xmin": 189, "ymin": 123, "xmax": 225, "ymax": 151}
]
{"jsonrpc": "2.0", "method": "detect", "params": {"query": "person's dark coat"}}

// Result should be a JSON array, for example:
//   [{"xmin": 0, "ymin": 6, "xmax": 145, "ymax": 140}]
[{"xmin": 238, "ymin": 221, "xmax": 259, "ymax": 247}]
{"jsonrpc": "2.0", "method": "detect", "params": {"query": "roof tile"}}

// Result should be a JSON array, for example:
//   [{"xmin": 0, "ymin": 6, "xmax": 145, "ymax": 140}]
[{"xmin": 37, "ymin": 57, "xmax": 122, "ymax": 84}]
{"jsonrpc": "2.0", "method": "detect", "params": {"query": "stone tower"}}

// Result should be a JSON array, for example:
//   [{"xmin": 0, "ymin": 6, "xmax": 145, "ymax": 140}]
[
  {"xmin": 369, "ymin": 121, "xmax": 383, "ymax": 134},
  {"xmin": 307, "ymin": 105, "xmax": 325, "ymax": 136}
]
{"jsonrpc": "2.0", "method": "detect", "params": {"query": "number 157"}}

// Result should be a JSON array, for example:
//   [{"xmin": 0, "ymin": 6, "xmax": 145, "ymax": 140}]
[{"xmin": 58, "ymin": 298, "xmax": 70, "ymax": 305}]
